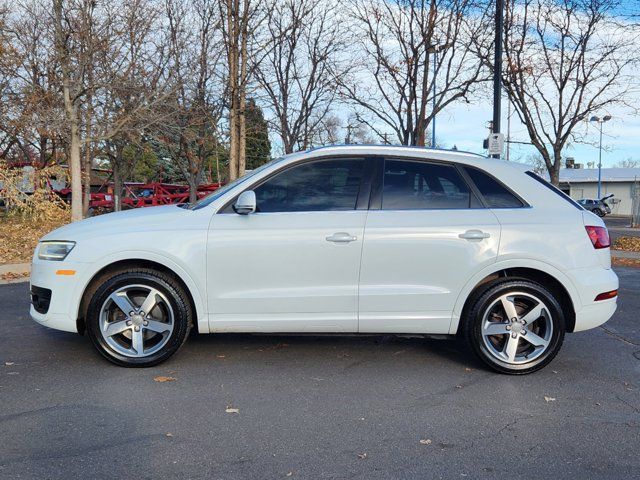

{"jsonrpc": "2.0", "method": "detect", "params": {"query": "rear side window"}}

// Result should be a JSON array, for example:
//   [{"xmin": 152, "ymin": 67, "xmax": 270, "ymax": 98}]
[
  {"xmin": 525, "ymin": 171, "xmax": 583, "ymax": 210},
  {"xmin": 382, "ymin": 160, "xmax": 471, "ymax": 210},
  {"xmin": 464, "ymin": 166, "xmax": 524, "ymax": 208}
]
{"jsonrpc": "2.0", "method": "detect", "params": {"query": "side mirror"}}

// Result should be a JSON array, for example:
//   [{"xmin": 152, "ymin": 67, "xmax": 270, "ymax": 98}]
[{"xmin": 233, "ymin": 190, "xmax": 256, "ymax": 215}]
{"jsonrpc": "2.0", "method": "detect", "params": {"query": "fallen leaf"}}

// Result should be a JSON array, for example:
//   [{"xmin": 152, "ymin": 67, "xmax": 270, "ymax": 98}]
[
  {"xmin": 464, "ymin": 367, "xmax": 473, "ymax": 372},
  {"xmin": 154, "ymin": 376, "xmax": 177, "ymax": 383},
  {"xmin": 357, "ymin": 453, "xmax": 368, "ymax": 459},
  {"xmin": 419, "ymin": 439, "xmax": 432, "ymax": 445},
  {"xmin": 166, "ymin": 433, "xmax": 174, "ymax": 437},
  {"xmin": 552, "ymin": 370, "xmax": 558, "ymax": 374},
  {"xmin": 4, "ymin": 362, "xmax": 15, "ymax": 366},
  {"xmin": 544, "ymin": 396, "xmax": 556, "ymax": 403},
  {"xmin": 455, "ymin": 385, "xmax": 463, "ymax": 389},
  {"xmin": 286, "ymin": 472, "xmax": 293, "ymax": 477},
  {"xmin": 226, "ymin": 406, "xmax": 240, "ymax": 414}
]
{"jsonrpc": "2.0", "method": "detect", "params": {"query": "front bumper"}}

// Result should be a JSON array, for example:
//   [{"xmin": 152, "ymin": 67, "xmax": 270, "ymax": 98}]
[{"xmin": 29, "ymin": 260, "xmax": 87, "ymax": 333}]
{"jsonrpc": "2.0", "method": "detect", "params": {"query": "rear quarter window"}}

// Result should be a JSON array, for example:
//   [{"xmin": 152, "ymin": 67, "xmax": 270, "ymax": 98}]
[
  {"xmin": 464, "ymin": 166, "xmax": 524, "ymax": 208},
  {"xmin": 524, "ymin": 171, "xmax": 584, "ymax": 210}
]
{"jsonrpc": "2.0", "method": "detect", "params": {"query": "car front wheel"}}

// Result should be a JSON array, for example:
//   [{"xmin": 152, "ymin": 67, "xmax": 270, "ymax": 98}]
[
  {"xmin": 85, "ymin": 268, "xmax": 192, "ymax": 367},
  {"xmin": 462, "ymin": 279, "xmax": 565, "ymax": 374}
]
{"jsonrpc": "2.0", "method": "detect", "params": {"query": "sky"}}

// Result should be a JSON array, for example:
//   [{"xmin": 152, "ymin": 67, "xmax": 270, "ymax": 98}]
[
  {"xmin": 434, "ymin": 96, "xmax": 640, "ymax": 168},
  {"xmin": 431, "ymin": 0, "xmax": 640, "ymax": 167}
]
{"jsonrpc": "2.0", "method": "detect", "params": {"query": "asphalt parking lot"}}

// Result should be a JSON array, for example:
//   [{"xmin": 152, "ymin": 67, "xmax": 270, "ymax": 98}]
[{"xmin": 1, "ymin": 269, "xmax": 639, "ymax": 480}]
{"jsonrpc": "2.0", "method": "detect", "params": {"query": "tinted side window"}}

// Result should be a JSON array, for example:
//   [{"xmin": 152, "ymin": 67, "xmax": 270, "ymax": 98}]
[
  {"xmin": 382, "ymin": 160, "xmax": 470, "ymax": 210},
  {"xmin": 464, "ymin": 166, "xmax": 524, "ymax": 208},
  {"xmin": 253, "ymin": 158, "xmax": 364, "ymax": 213}
]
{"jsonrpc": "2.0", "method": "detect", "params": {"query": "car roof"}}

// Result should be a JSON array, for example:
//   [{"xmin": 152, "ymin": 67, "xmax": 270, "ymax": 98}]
[{"xmin": 279, "ymin": 145, "xmax": 531, "ymax": 174}]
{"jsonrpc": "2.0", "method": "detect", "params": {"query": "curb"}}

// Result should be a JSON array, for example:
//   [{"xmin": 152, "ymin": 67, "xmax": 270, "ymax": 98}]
[
  {"xmin": 611, "ymin": 250, "xmax": 640, "ymax": 260},
  {"xmin": 0, "ymin": 263, "xmax": 30, "ymax": 285}
]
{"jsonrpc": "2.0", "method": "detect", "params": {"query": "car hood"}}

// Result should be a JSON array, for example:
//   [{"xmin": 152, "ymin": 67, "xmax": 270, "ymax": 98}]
[{"xmin": 42, "ymin": 205, "xmax": 199, "ymax": 241}]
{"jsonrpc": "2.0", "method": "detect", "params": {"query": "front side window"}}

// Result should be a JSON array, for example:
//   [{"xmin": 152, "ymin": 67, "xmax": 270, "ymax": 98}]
[
  {"xmin": 464, "ymin": 166, "xmax": 524, "ymax": 208},
  {"xmin": 253, "ymin": 158, "xmax": 364, "ymax": 213},
  {"xmin": 382, "ymin": 160, "xmax": 471, "ymax": 210}
]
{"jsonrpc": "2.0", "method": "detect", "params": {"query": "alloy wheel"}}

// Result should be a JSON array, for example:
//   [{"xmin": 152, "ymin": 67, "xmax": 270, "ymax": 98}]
[
  {"xmin": 98, "ymin": 284, "xmax": 174, "ymax": 358},
  {"xmin": 480, "ymin": 291, "xmax": 553, "ymax": 365}
]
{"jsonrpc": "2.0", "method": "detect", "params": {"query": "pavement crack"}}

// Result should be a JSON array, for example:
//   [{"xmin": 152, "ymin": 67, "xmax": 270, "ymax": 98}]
[{"xmin": 598, "ymin": 326, "xmax": 640, "ymax": 347}]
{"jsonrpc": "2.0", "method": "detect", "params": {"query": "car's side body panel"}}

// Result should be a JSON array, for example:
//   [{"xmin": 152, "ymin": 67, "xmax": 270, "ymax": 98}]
[
  {"xmin": 358, "ymin": 209, "xmax": 501, "ymax": 333},
  {"xmin": 206, "ymin": 210, "xmax": 367, "ymax": 332}
]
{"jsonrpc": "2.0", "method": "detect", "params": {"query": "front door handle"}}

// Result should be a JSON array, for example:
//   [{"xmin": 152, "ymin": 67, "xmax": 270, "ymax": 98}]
[
  {"xmin": 459, "ymin": 229, "xmax": 490, "ymax": 240},
  {"xmin": 326, "ymin": 232, "xmax": 357, "ymax": 243}
]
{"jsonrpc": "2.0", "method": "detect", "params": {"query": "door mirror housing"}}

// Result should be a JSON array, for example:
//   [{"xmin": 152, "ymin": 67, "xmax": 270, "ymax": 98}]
[{"xmin": 233, "ymin": 190, "xmax": 256, "ymax": 215}]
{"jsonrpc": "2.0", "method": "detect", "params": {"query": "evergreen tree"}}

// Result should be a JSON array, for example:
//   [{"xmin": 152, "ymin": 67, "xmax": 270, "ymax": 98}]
[{"xmin": 245, "ymin": 98, "xmax": 271, "ymax": 170}]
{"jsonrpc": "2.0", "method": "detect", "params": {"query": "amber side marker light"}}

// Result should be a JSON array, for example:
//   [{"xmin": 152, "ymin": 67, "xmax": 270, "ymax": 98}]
[
  {"xmin": 55, "ymin": 269, "xmax": 76, "ymax": 276},
  {"xmin": 594, "ymin": 290, "xmax": 617, "ymax": 301}
]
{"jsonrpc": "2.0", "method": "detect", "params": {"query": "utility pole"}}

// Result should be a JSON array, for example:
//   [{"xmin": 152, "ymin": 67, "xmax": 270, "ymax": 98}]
[
  {"xmin": 432, "ymin": 50, "xmax": 437, "ymax": 148},
  {"xmin": 492, "ymin": 0, "xmax": 503, "ymax": 159}
]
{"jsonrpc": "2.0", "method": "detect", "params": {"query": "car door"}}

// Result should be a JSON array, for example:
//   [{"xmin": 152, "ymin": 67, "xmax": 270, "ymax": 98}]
[
  {"xmin": 358, "ymin": 158, "xmax": 501, "ymax": 334},
  {"xmin": 207, "ymin": 157, "xmax": 370, "ymax": 332}
]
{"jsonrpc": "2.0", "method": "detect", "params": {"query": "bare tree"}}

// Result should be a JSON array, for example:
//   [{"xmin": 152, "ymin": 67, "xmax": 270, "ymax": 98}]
[
  {"xmin": 501, "ymin": 0, "xmax": 639, "ymax": 184},
  {"xmin": 340, "ymin": 0, "xmax": 492, "ymax": 146},
  {"xmin": 153, "ymin": 0, "xmax": 224, "ymax": 202},
  {"xmin": 53, "ymin": 0, "xmax": 84, "ymax": 221},
  {"xmin": 219, "ymin": 0, "xmax": 268, "ymax": 179},
  {"xmin": 256, "ymin": 0, "xmax": 346, "ymax": 154}
]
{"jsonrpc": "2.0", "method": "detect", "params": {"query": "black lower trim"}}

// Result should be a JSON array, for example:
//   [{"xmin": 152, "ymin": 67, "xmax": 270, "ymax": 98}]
[{"xmin": 31, "ymin": 285, "xmax": 52, "ymax": 314}]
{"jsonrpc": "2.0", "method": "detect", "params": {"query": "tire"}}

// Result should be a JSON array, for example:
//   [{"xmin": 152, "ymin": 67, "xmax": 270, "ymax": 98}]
[
  {"xmin": 593, "ymin": 208, "xmax": 604, "ymax": 217},
  {"xmin": 461, "ymin": 279, "xmax": 565, "ymax": 375},
  {"xmin": 85, "ymin": 268, "xmax": 192, "ymax": 367}
]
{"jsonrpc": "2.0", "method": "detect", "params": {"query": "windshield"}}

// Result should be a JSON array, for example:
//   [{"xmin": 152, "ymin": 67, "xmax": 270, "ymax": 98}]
[{"xmin": 189, "ymin": 156, "xmax": 286, "ymax": 210}]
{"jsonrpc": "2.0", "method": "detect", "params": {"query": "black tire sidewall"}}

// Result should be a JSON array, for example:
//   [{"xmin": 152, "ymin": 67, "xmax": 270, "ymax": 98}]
[
  {"xmin": 86, "ymin": 271, "xmax": 191, "ymax": 367},
  {"xmin": 464, "ymin": 279, "xmax": 565, "ymax": 374}
]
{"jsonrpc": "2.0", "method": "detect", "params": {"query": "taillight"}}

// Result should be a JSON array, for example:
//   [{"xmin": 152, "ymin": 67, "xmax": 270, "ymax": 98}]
[
  {"xmin": 585, "ymin": 225, "xmax": 610, "ymax": 249},
  {"xmin": 595, "ymin": 290, "xmax": 617, "ymax": 301}
]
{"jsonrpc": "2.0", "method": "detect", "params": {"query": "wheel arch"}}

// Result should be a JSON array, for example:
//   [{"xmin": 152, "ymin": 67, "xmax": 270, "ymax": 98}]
[
  {"xmin": 451, "ymin": 261, "xmax": 579, "ymax": 335},
  {"xmin": 75, "ymin": 255, "xmax": 207, "ymax": 335}
]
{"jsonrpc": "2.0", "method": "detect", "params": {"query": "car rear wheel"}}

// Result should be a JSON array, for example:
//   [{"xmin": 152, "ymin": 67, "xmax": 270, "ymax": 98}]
[
  {"xmin": 462, "ymin": 279, "xmax": 565, "ymax": 374},
  {"xmin": 86, "ymin": 268, "xmax": 192, "ymax": 367}
]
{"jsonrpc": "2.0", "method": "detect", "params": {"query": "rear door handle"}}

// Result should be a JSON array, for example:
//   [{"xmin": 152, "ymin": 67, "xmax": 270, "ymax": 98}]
[
  {"xmin": 326, "ymin": 232, "xmax": 357, "ymax": 243},
  {"xmin": 459, "ymin": 229, "xmax": 490, "ymax": 240}
]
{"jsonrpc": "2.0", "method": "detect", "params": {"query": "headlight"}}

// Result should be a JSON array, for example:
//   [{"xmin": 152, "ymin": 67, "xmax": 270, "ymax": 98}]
[{"xmin": 37, "ymin": 241, "xmax": 76, "ymax": 261}]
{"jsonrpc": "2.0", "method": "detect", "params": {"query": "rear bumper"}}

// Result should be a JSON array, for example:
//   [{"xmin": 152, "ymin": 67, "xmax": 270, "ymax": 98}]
[
  {"xmin": 573, "ymin": 298, "xmax": 617, "ymax": 332},
  {"xmin": 568, "ymin": 266, "xmax": 618, "ymax": 332}
]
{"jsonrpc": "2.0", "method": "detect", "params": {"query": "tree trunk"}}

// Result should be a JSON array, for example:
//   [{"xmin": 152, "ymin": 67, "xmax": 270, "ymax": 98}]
[
  {"xmin": 113, "ymin": 157, "xmax": 122, "ymax": 212},
  {"xmin": 54, "ymin": 0, "xmax": 83, "ymax": 222},
  {"xmin": 550, "ymin": 146, "xmax": 562, "ymax": 186},
  {"xmin": 68, "ymin": 121, "xmax": 83, "ymax": 222},
  {"xmin": 82, "ymin": 84, "xmax": 93, "ymax": 216}
]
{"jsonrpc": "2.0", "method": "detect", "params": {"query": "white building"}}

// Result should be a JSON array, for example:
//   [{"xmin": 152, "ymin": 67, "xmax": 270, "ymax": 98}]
[{"xmin": 556, "ymin": 168, "xmax": 640, "ymax": 216}]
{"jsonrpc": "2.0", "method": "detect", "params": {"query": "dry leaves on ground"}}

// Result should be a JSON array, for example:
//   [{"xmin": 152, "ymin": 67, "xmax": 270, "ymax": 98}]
[
  {"xmin": 225, "ymin": 406, "xmax": 240, "ymax": 414},
  {"xmin": 419, "ymin": 439, "xmax": 432, "ymax": 445},
  {"xmin": 613, "ymin": 236, "xmax": 640, "ymax": 252},
  {"xmin": 357, "ymin": 453, "xmax": 368, "ymax": 459},
  {"xmin": 1, "ymin": 214, "xmax": 69, "ymax": 265},
  {"xmin": 544, "ymin": 395, "xmax": 556, "ymax": 403},
  {"xmin": 612, "ymin": 257, "xmax": 640, "ymax": 268},
  {"xmin": 154, "ymin": 376, "xmax": 177, "ymax": 383}
]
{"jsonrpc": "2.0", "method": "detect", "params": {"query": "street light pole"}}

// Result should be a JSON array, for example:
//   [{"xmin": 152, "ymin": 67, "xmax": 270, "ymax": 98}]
[
  {"xmin": 492, "ymin": 0, "xmax": 504, "ymax": 159},
  {"xmin": 432, "ymin": 50, "xmax": 437, "ymax": 148},
  {"xmin": 589, "ymin": 115, "xmax": 611, "ymax": 199}
]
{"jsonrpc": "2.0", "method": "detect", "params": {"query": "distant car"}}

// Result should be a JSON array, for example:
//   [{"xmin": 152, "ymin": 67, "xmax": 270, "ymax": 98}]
[
  {"xmin": 577, "ymin": 195, "xmax": 613, "ymax": 217},
  {"xmin": 30, "ymin": 146, "xmax": 618, "ymax": 374}
]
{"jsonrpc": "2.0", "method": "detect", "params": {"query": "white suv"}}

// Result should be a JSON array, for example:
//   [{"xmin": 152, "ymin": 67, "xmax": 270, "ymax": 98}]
[{"xmin": 30, "ymin": 146, "xmax": 618, "ymax": 373}]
